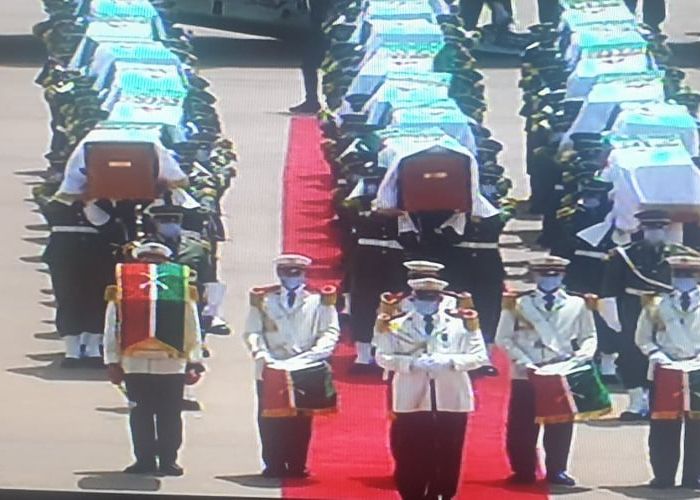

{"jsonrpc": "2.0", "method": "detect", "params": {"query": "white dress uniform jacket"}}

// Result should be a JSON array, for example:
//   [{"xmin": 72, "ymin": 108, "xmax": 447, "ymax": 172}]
[
  {"xmin": 243, "ymin": 285, "xmax": 340, "ymax": 380},
  {"xmin": 635, "ymin": 289, "xmax": 700, "ymax": 380},
  {"xmin": 103, "ymin": 299, "xmax": 203, "ymax": 375},
  {"xmin": 495, "ymin": 289, "xmax": 597, "ymax": 380},
  {"xmin": 372, "ymin": 310, "xmax": 488, "ymax": 413}
]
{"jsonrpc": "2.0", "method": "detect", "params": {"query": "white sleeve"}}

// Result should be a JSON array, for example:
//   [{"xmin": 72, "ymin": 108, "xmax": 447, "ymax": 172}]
[{"xmin": 103, "ymin": 302, "xmax": 121, "ymax": 365}]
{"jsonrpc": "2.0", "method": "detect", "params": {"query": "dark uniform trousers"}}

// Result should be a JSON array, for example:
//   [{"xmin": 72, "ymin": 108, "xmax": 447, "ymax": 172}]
[
  {"xmin": 256, "ymin": 382, "xmax": 313, "ymax": 473},
  {"xmin": 125, "ymin": 374, "xmax": 185, "ymax": 465},
  {"xmin": 391, "ymin": 411, "xmax": 468, "ymax": 500},
  {"xmin": 624, "ymin": 0, "xmax": 666, "ymax": 28},
  {"xmin": 649, "ymin": 387, "xmax": 700, "ymax": 483},
  {"xmin": 458, "ymin": 0, "xmax": 513, "ymax": 30},
  {"xmin": 301, "ymin": 0, "xmax": 331, "ymax": 104},
  {"xmin": 537, "ymin": 0, "xmax": 561, "ymax": 23},
  {"xmin": 616, "ymin": 295, "xmax": 649, "ymax": 389},
  {"xmin": 507, "ymin": 380, "xmax": 573, "ymax": 477}
]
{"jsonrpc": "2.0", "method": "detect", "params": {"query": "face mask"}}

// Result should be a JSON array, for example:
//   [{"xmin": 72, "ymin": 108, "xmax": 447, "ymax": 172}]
[
  {"xmin": 195, "ymin": 148, "xmax": 210, "ymax": 164},
  {"xmin": 643, "ymin": 228, "xmax": 666, "ymax": 245},
  {"xmin": 673, "ymin": 277, "xmax": 697, "ymax": 292},
  {"xmin": 581, "ymin": 197, "xmax": 601, "ymax": 209},
  {"xmin": 156, "ymin": 222, "xmax": 182, "ymax": 240},
  {"xmin": 413, "ymin": 298, "xmax": 440, "ymax": 316},
  {"xmin": 536, "ymin": 274, "xmax": 563, "ymax": 293},
  {"xmin": 280, "ymin": 275, "xmax": 305, "ymax": 291}
]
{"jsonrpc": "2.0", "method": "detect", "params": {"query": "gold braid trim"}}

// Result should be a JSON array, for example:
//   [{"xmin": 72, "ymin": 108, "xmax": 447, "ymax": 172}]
[{"xmin": 321, "ymin": 285, "xmax": 337, "ymax": 306}]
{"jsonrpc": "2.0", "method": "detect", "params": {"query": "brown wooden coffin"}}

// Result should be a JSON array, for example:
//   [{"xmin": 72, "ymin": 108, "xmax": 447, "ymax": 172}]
[
  {"xmin": 398, "ymin": 147, "xmax": 471, "ymax": 213},
  {"xmin": 85, "ymin": 141, "xmax": 158, "ymax": 200}
]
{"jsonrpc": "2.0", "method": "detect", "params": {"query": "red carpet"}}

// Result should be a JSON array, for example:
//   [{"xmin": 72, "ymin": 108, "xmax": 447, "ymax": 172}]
[{"xmin": 281, "ymin": 116, "xmax": 549, "ymax": 499}]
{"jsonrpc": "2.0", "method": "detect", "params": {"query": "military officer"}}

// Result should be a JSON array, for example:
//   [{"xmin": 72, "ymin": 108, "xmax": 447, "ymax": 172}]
[
  {"xmin": 243, "ymin": 254, "xmax": 340, "ymax": 478},
  {"xmin": 601, "ymin": 210, "xmax": 700, "ymax": 421},
  {"xmin": 635, "ymin": 255, "xmax": 700, "ymax": 490},
  {"xmin": 41, "ymin": 196, "xmax": 124, "ymax": 367},
  {"xmin": 104, "ymin": 242, "xmax": 205, "ymax": 476},
  {"xmin": 624, "ymin": 0, "xmax": 666, "ymax": 32},
  {"xmin": 373, "ymin": 277, "xmax": 489, "ymax": 500},
  {"xmin": 496, "ymin": 257, "xmax": 597, "ymax": 487}
]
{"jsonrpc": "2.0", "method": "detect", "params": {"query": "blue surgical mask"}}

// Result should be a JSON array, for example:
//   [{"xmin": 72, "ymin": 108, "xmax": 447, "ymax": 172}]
[
  {"xmin": 413, "ymin": 298, "xmax": 440, "ymax": 316},
  {"xmin": 673, "ymin": 277, "xmax": 697, "ymax": 292},
  {"xmin": 536, "ymin": 275, "xmax": 563, "ymax": 293},
  {"xmin": 643, "ymin": 228, "xmax": 666, "ymax": 245},
  {"xmin": 280, "ymin": 275, "xmax": 305, "ymax": 291},
  {"xmin": 157, "ymin": 222, "xmax": 182, "ymax": 240},
  {"xmin": 581, "ymin": 197, "xmax": 601, "ymax": 209}
]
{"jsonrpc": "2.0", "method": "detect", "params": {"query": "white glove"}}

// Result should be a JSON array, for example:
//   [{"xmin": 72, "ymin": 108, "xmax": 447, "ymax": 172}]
[
  {"xmin": 649, "ymin": 351, "xmax": 672, "ymax": 366},
  {"xmin": 573, "ymin": 351, "xmax": 592, "ymax": 364},
  {"xmin": 411, "ymin": 355, "xmax": 435, "ymax": 372},
  {"xmin": 430, "ymin": 354, "xmax": 454, "ymax": 373}
]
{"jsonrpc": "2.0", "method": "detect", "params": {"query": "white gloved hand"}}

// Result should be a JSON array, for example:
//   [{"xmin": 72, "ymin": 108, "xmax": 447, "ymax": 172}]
[
  {"xmin": 649, "ymin": 351, "xmax": 672, "ymax": 366},
  {"xmin": 429, "ymin": 354, "xmax": 454, "ymax": 373},
  {"xmin": 411, "ymin": 355, "xmax": 435, "ymax": 372}
]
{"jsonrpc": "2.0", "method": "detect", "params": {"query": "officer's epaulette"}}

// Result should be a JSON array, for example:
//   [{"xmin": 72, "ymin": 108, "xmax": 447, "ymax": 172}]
[
  {"xmin": 104, "ymin": 285, "xmax": 118, "ymax": 302},
  {"xmin": 447, "ymin": 308, "xmax": 480, "ymax": 332},
  {"xmin": 379, "ymin": 291, "xmax": 406, "ymax": 315},
  {"xmin": 502, "ymin": 290, "xmax": 528, "ymax": 310},
  {"xmin": 249, "ymin": 285, "xmax": 280, "ymax": 307},
  {"xmin": 375, "ymin": 311, "xmax": 408, "ymax": 334},
  {"xmin": 320, "ymin": 285, "xmax": 338, "ymax": 306}
]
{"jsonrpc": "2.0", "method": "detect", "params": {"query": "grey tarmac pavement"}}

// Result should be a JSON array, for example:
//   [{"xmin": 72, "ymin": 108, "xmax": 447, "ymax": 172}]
[{"xmin": 0, "ymin": 1, "xmax": 699, "ymax": 499}]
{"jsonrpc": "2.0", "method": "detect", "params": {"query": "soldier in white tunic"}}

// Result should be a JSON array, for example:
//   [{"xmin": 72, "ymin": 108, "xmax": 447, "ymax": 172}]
[
  {"xmin": 496, "ymin": 257, "xmax": 597, "ymax": 487},
  {"xmin": 373, "ymin": 277, "xmax": 489, "ymax": 500},
  {"xmin": 635, "ymin": 255, "xmax": 700, "ymax": 490},
  {"xmin": 243, "ymin": 254, "xmax": 340, "ymax": 478}
]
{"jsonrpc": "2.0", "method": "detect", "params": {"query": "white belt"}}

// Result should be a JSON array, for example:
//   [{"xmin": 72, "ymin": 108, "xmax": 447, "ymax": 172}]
[
  {"xmin": 51, "ymin": 226, "xmax": 99, "ymax": 234},
  {"xmin": 455, "ymin": 241, "xmax": 499, "ymax": 250},
  {"xmin": 574, "ymin": 250, "xmax": 608, "ymax": 259},
  {"xmin": 358, "ymin": 238, "xmax": 403, "ymax": 250},
  {"xmin": 625, "ymin": 287, "xmax": 649, "ymax": 296}
]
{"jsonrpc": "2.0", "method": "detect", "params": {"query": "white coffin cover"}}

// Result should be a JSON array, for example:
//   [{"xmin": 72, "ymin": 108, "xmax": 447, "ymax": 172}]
[
  {"xmin": 390, "ymin": 104, "xmax": 478, "ymax": 153},
  {"xmin": 346, "ymin": 46, "xmax": 440, "ymax": 98},
  {"xmin": 611, "ymin": 102, "xmax": 700, "ymax": 156},
  {"xmin": 364, "ymin": 0, "xmax": 438, "ymax": 21},
  {"xmin": 101, "ymin": 62, "xmax": 188, "ymax": 110},
  {"xmin": 363, "ymin": 19, "xmax": 444, "ymax": 61},
  {"xmin": 566, "ymin": 48, "xmax": 653, "ymax": 99},
  {"xmin": 565, "ymin": 27, "xmax": 645, "ymax": 68},
  {"xmin": 58, "ymin": 124, "xmax": 187, "ymax": 197},
  {"xmin": 559, "ymin": 72, "xmax": 665, "ymax": 153},
  {"xmin": 602, "ymin": 137, "xmax": 700, "ymax": 232},
  {"xmin": 560, "ymin": 4, "xmax": 635, "ymax": 32},
  {"xmin": 86, "ymin": 0, "xmax": 159, "ymax": 20},
  {"xmin": 375, "ymin": 128, "xmax": 498, "ymax": 217}
]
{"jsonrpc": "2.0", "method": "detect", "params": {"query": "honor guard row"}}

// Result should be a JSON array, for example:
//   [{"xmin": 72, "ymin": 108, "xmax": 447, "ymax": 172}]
[
  {"xmin": 32, "ymin": 0, "xmax": 239, "ymax": 472},
  {"xmin": 517, "ymin": 0, "xmax": 700, "ymax": 420},
  {"xmin": 318, "ymin": 0, "xmax": 516, "ymax": 376}
]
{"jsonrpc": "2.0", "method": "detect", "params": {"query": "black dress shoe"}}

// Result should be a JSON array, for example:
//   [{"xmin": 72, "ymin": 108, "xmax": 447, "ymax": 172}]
[
  {"xmin": 680, "ymin": 478, "xmax": 700, "ymax": 490},
  {"xmin": 181, "ymin": 399, "xmax": 202, "ymax": 411},
  {"xmin": 619, "ymin": 410, "xmax": 649, "ymax": 422},
  {"xmin": 649, "ymin": 477, "xmax": 675, "ymax": 489},
  {"xmin": 289, "ymin": 101, "xmax": 321, "ymax": 114},
  {"xmin": 261, "ymin": 467, "xmax": 286, "ymax": 478},
  {"xmin": 478, "ymin": 365, "xmax": 499, "ymax": 377},
  {"xmin": 547, "ymin": 471, "xmax": 576, "ymax": 486},
  {"xmin": 159, "ymin": 462, "xmax": 184, "ymax": 476},
  {"xmin": 506, "ymin": 473, "xmax": 536, "ymax": 485},
  {"xmin": 349, "ymin": 363, "xmax": 382, "ymax": 375},
  {"xmin": 124, "ymin": 461, "xmax": 157, "ymax": 474}
]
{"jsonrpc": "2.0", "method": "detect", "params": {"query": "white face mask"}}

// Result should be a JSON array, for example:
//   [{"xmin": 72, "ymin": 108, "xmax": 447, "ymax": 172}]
[
  {"xmin": 413, "ymin": 298, "xmax": 440, "ymax": 316},
  {"xmin": 536, "ymin": 274, "xmax": 564, "ymax": 293},
  {"xmin": 581, "ymin": 197, "xmax": 601, "ymax": 209},
  {"xmin": 643, "ymin": 228, "xmax": 666, "ymax": 245},
  {"xmin": 673, "ymin": 277, "xmax": 697, "ymax": 292},
  {"xmin": 279, "ymin": 275, "xmax": 305, "ymax": 291}
]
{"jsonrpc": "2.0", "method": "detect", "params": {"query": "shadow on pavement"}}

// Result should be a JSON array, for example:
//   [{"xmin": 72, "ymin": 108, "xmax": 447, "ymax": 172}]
[
  {"xmin": 215, "ymin": 473, "xmax": 281, "ymax": 488},
  {"xmin": 34, "ymin": 331, "xmax": 59, "ymax": 341},
  {"xmin": 193, "ymin": 36, "xmax": 299, "ymax": 69},
  {"xmin": 95, "ymin": 406, "xmax": 130, "ymax": 415},
  {"xmin": 74, "ymin": 470, "xmax": 161, "ymax": 492},
  {"xmin": 7, "ymin": 352, "xmax": 108, "ymax": 381},
  {"xmin": 603, "ymin": 485, "xmax": 699, "ymax": 499},
  {"xmin": 0, "ymin": 34, "xmax": 45, "ymax": 68}
]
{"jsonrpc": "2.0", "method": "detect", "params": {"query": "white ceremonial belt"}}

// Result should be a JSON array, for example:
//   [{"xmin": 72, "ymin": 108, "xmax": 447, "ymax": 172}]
[
  {"xmin": 51, "ymin": 226, "xmax": 99, "ymax": 234},
  {"xmin": 574, "ymin": 250, "xmax": 607, "ymax": 259},
  {"xmin": 358, "ymin": 238, "xmax": 403, "ymax": 250},
  {"xmin": 625, "ymin": 287, "xmax": 649, "ymax": 296},
  {"xmin": 455, "ymin": 241, "xmax": 499, "ymax": 250}
]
